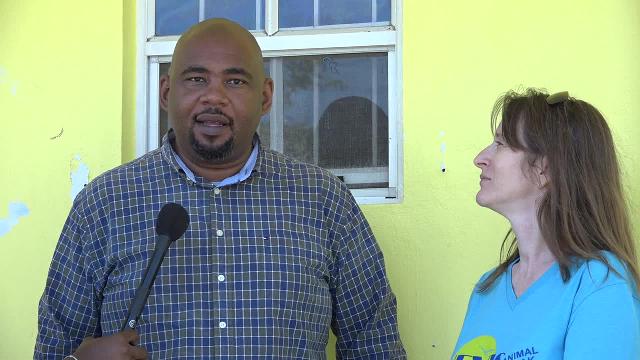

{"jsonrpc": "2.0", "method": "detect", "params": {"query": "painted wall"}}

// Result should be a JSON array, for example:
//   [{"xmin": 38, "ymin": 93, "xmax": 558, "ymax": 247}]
[
  {"xmin": 1, "ymin": 0, "xmax": 638, "ymax": 358},
  {"xmin": 0, "ymin": 1, "xmax": 123, "ymax": 357},
  {"xmin": 373, "ymin": 0, "xmax": 640, "ymax": 357}
]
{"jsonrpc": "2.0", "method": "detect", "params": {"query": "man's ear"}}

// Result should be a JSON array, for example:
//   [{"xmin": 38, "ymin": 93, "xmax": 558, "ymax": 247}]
[
  {"xmin": 260, "ymin": 78, "xmax": 274, "ymax": 115},
  {"xmin": 160, "ymin": 74, "xmax": 170, "ymax": 111}
]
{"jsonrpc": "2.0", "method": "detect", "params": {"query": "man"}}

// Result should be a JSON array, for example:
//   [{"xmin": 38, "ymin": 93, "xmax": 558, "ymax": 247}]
[{"xmin": 35, "ymin": 18, "xmax": 405, "ymax": 359}]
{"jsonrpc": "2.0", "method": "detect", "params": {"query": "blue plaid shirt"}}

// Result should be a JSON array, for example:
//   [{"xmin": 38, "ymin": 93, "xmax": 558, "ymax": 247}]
[{"xmin": 35, "ymin": 134, "xmax": 405, "ymax": 359}]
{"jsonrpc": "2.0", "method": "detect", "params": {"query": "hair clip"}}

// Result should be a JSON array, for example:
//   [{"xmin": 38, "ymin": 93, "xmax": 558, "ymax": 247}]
[{"xmin": 546, "ymin": 91, "xmax": 569, "ymax": 105}]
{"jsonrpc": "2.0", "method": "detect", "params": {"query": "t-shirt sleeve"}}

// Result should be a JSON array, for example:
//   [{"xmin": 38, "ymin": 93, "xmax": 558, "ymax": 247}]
[{"xmin": 564, "ymin": 283, "xmax": 640, "ymax": 358}]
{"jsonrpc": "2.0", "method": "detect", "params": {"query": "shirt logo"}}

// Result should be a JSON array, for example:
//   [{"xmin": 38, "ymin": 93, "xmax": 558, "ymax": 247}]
[
  {"xmin": 453, "ymin": 335, "xmax": 496, "ymax": 360},
  {"xmin": 454, "ymin": 336, "xmax": 539, "ymax": 360}
]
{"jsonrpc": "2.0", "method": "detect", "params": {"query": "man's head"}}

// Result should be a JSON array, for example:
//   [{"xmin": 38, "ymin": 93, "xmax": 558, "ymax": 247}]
[{"xmin": 160, "ymin": 18, "xmax": 273, "ymax": 165}]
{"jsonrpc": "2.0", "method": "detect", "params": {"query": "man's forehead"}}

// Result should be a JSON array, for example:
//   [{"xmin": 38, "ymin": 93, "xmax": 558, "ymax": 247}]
[{"xmin": 173, "ymin": 33, "xmax": 260, "ymax": 67}]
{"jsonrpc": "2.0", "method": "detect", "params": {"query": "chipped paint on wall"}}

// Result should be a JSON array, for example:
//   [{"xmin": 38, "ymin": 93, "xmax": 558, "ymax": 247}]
[
  {"xmin": 439, "ymin": 131, "xmax": 447, "ymax": 173},
  {"xmin": 70, "ymin": 155, "xmax": 90, "ymax": 201},
  {"xmin": 0, "ymin": 202, "xmax": 30, "ymax": 237},
  {"xmin": 0, "ymin": 66, "xmax": 19, "ymax": 96}
]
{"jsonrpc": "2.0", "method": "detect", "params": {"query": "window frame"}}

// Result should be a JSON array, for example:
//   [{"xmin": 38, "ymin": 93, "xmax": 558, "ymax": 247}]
[{"xmin": 135, "ymin": 0, "xmax": 404, "ymax": 204}]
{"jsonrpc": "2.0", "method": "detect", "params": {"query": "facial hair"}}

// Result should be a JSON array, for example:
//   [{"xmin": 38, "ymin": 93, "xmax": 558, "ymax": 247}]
[{"xmin": 189, "ymin": 108, "xmax": 235, "ymax": 160}]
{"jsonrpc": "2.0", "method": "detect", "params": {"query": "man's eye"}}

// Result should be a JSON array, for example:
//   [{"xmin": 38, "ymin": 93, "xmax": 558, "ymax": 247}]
[
  {"xmin": 227, "ymin": 79, "xmax": 246, "ymax": 86},
  {"xmin": 494, "ymin": 140, "xmax": 504, "ymax": 146},
  {"xmin": 186, "ymin": 77, "xmax": 206, "ymax": 83}
]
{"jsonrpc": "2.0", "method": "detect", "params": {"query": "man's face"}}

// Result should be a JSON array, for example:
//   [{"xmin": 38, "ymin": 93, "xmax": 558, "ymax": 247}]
[{"xmin": 160, "ymin": 29, "xmax": 272, "ymax": 164}]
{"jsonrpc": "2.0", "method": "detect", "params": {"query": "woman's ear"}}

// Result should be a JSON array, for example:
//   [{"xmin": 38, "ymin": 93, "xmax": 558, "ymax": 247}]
[{"xmin": 535, "ymin": 156, "xmax": 549, "ymax": 188}]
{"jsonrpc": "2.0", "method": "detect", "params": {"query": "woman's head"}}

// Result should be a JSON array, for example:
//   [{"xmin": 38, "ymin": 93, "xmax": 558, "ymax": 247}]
[{"xmin": 477, "ymin": 88, "xmax": 638, "ymax": 291}]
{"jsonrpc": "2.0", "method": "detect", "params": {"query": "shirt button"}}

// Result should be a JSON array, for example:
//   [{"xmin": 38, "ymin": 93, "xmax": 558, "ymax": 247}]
[
  {"xmin": 216, "ymin": 229, "xmax": 224, "ymax": 236},
  {"xmin": 218, "ymin": 274, "xmax": 226, "ymax": 282},
  {"xmin": 219, "ymin": 321, "xmax": 227, "ymax": 328},
  {"xmin": 213, "ymin": 188, "xmax": 221, "ymax": 195}
]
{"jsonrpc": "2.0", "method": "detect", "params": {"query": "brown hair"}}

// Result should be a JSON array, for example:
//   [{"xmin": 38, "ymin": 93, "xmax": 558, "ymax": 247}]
[{"xmin": 478, "ymin": 88, "xmax": 639, "ymax": 292}]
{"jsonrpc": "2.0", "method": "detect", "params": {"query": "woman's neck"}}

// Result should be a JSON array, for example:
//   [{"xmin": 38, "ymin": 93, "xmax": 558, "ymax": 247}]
[{"xmin": 509, "ymin": 212, "xmax": 556, "ymax": 297}]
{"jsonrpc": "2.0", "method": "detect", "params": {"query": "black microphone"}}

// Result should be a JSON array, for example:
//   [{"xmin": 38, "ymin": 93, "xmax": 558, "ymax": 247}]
[{"xmin": 121, "ymin": 203, "xmax": 190, "ymax": 331}]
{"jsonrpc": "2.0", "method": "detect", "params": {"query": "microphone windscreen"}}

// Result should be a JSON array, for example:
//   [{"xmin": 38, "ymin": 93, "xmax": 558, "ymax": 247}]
[{"xmin": 155, "ymin": 203, "xmax": 190, "ymax": 241}]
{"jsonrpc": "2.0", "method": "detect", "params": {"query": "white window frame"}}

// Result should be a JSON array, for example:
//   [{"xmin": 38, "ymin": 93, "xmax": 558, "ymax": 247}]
[{"xmin": 135, "ymin": 0, "xmax": 403, "ymax": 204}]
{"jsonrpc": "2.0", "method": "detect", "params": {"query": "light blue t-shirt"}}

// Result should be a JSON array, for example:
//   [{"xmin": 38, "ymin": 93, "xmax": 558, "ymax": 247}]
[{"xmin": 452, "ymin": 252, "xmax": 640, "ymax": 359}]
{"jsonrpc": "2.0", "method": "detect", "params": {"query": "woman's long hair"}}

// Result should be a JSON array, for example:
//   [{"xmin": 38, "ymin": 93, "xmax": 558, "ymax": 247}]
[{"xmin": 478, "ymin": 88, "xmax": 639, "ymax": 292}]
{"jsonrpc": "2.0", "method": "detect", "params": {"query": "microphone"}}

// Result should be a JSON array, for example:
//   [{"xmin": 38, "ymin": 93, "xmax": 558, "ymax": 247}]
[{"xmin": 121, "ymin": 203, "xmax": 190, "ymax": 331}]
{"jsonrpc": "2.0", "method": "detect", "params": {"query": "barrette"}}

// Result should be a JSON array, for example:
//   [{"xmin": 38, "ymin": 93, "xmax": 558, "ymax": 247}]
[{"xmin": 546, "ymin": 91, "xmax": 569, "ymax": 105}]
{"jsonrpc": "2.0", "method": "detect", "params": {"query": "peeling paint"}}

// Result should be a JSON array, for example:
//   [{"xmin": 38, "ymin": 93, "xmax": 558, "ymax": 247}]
[
  {"xmin": 439, "ymin": 131, "xmax": 447, "ymax": 173},
  {"xmin": 0, "ymin": 66, "xmax": 19, "ymax": 96},
  {"xmin": 0, "ymin": 202, "xmax": 30, "ymax": 237},
  {"xmin": 70, "ymin": 155, "xmax": 90, "ymax": 201}
]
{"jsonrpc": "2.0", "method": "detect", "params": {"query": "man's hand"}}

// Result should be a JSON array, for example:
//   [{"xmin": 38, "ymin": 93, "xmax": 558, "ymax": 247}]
[{"xmin": 71, "ymin": 328, "xmax": 148, "ymax": 360}]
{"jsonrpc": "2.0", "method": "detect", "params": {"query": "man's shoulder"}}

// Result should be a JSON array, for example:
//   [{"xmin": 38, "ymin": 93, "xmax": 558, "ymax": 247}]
[
  {"xmin": 74, "ymin": 149, "xmax": 166, "ymax": 203},
  {"xmin": 260, "ymin": 148, "xmax": 346, "ymax": 186}
]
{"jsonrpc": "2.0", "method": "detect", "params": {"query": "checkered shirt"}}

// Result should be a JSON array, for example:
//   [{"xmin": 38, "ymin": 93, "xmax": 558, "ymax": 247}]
[{"xmin": 34, "ymin": 136, "xmax": 405, "ymax": 359}]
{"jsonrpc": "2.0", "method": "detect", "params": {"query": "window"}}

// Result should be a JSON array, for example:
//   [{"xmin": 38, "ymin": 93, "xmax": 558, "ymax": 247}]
[{"xmin": 136, "ymin": 0, "xmax": 403, "ymax": 203}]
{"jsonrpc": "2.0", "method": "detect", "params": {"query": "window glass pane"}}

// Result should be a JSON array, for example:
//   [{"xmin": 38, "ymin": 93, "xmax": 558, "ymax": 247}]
[
  {"xmin": 204, "ymin": 0, "xmax": 264, "ymax": 31},
  {"xmin": 377, "ymin": 0, "xmax": 391, "ymax": 22},
  {"xmin": 156, "ymin": 0, "xmax": 199, "ymax": 36},
  {"xmin": 281, "ymin": 58, "xmax": 314, "ymax": 163},
  {"xmin": 279, "ymin": 0, "xmax": 391, "ymax": 29},
  {"xmin": 279, "ymin": 0, "xmax": 314, "ymax": 28},
  {"xmin": 320, "ymin": 0, "xmax": 371, "ymax": 25},
  {"xmin": 280, "ymin": 53, "xmax": 388, "ymax": 188}
]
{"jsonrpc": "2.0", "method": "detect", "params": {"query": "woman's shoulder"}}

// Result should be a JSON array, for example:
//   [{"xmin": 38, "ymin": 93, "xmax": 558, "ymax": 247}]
[{"xmin": 572, "ymin": 251, "xmax": 639, "ymax": 300}]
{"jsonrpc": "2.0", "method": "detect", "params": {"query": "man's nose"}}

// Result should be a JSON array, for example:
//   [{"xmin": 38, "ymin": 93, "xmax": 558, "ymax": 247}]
[{"xmin": 199, "ymin": 82, "xmax": 229, "ymax": 106}]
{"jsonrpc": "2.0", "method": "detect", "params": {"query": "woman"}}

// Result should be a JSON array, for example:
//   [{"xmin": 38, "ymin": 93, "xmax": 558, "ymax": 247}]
[{"xmin": 452, "ymin": 89, "xmax": 640, "ymax": 359}]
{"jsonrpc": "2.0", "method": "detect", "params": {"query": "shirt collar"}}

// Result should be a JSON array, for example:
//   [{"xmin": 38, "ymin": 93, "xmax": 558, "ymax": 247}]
[{"xmin": 161, "ymin": 130, "xmax": 260, "ymax": 188}]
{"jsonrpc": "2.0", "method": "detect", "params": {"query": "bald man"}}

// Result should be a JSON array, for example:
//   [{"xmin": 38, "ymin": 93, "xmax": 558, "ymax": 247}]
[{"xmin": 35, "ymin": 19, "xmax": 405, "ymax": 359}]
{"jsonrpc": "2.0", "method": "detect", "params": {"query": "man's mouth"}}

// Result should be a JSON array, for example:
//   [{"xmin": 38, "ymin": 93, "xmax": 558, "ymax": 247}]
[
  {"xmin": 193, "ymin": 113, "xmax": 231, "ymax": 136},
  {"xmin": 195, "ymin": 113, "xmax": 230, "ymax": 126}
]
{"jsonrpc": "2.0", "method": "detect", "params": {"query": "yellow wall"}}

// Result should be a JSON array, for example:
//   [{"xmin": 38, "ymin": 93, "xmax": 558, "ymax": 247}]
[
  {"xmin": 0, "ymin": 1, "xmax": 123, "ymax": 357},
  {"xmin": 0, "ymin": 0, "xmax": 638, "ymax": 358},
  {"xmin": 370, "ymin": 0, "xmax": 640, "ymax": 357}
]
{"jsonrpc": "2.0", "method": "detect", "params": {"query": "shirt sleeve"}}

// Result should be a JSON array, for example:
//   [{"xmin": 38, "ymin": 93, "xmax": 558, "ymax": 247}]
[
  {"xmin": 328, "ymin": 193, "xmax": 406, "ymax": 359},
  {"xmin": 564, "ymin": 283, "xmax": 640, "ymax": 358},
  {"xmin": 34, "ymin": 201, "xmax": 101, "ymax": 359}
]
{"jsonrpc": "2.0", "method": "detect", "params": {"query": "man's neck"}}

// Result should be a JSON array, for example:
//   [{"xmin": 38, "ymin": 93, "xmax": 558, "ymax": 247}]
[{"xmin": 174, "ymin": 143, "xmax": 253, "ymax": 182}]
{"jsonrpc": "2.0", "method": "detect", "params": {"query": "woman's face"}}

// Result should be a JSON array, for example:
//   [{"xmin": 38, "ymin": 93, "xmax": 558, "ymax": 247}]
[{"xmin": 473, "ymin": 123, "xmax": 546, "ymax": 216}]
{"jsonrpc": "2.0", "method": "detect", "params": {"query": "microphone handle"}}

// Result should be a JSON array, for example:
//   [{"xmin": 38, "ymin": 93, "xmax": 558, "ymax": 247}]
[{"xmin": 121, "ymin": 234, "xmax": 172, "ymax": 331}]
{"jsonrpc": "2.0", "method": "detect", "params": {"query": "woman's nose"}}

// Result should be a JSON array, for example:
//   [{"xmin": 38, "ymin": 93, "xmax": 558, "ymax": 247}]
[{"xmin": 474, "ymin": 146, "xmax": 490, "ymax": 168}]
